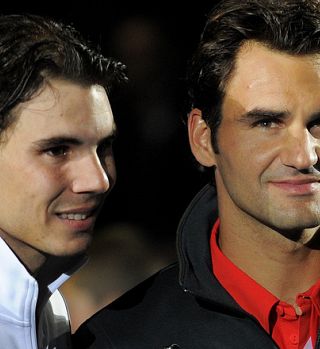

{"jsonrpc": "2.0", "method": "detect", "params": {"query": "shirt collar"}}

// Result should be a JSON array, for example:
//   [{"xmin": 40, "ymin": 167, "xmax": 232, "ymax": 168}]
[
  {"xmin": 0, "ymin": 237, "xmax": 85, "ymax": 322},
  {"xmin": 210, "ymin": 219, "xmax": 279, "ymax": 332}
]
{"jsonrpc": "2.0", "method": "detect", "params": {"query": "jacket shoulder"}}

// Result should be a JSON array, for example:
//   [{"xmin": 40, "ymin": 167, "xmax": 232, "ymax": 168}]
[
  {"xmin": 72, "ymin": 263, "xmax": 278, "ymax": 349},
  {"xmin": 72, "ymin": 263, "xmax": 184, "ymax": 347},
  {"xmin": 108, "ymin": 263, "xmax": 181, "ymax": 311}
]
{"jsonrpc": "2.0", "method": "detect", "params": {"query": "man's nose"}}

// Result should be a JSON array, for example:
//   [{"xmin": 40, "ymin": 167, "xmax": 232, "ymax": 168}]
[
  {"xmin": 280, "ymin": 128, "xmax": 319, "ymax": 170},
  {"xmin": 71, "ymin": 154, "xmax": 110, "ymax": 194}
]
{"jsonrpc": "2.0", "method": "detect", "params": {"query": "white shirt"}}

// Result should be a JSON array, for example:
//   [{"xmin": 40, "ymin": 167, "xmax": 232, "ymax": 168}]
[{"xmin": 0, "ymin": 237, "xmax": 77, "ymax": 349}]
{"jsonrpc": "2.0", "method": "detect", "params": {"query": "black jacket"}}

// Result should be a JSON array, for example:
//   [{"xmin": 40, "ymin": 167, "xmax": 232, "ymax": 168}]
[{"xmin": 72, "ymin": 184, "xmax": 281, "ymax": 348}]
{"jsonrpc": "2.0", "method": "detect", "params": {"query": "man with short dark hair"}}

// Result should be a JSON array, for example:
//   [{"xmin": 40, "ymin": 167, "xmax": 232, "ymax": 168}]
[
  {"xmin": 0, "ymin": 14, "xmax": 127, "ymax": 349},
  {"xmin": 73, "ymin": 1, "xmax": 320, "ymax": 348}
]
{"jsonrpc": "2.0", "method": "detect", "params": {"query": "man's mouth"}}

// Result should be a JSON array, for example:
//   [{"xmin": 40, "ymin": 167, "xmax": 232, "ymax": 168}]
[
  {"xmin": 55, "ymin": 204, "xmax": 100, "ymax": 221},
  {"xmin": 58, "ymin": 213, "xmax": 89, "ymax": 221},
  {"xmin": 269, "ymin": 177, "xmax": 320, "ymax": 195},
  {"xmin": 55, "ymin": 206, "xmax": 100, "ymax": 232}
]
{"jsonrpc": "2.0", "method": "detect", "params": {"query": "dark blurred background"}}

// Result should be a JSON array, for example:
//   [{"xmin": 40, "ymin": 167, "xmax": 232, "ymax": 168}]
[{"xmin": 4, "ymin": 1, "xmax": 218, "ymax": 329}]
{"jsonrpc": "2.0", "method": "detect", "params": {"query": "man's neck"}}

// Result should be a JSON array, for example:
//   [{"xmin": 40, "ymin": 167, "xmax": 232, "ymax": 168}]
[
  {"xmin": 218, "ymin": 211, "xmax": 320, "ymax": 303},
  {"xmin": 0, "ymin": 232, "xmax": 80, "ymax": 316},
  {"xmin": 0, "ymin": 230, "xmax": 47, "ymax": 274}
]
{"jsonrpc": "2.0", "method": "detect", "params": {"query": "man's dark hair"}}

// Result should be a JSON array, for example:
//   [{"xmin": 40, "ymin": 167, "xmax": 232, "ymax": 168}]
[
  {"xmin": 187, "ymin": 0, "xmax": 320, "ymax": 151},
  {"xmin": 0, "ymin": 14, "xmax": 127, "ymax": 133}
]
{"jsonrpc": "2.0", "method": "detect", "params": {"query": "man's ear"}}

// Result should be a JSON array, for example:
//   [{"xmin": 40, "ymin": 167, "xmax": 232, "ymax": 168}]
[{"xmin": 188, "ymin": 108, "xmax": 216, "ymax": 167}]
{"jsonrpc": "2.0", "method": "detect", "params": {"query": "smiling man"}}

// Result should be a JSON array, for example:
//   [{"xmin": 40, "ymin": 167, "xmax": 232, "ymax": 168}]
[
  {"xmin": 0, "ymin": 14, "xmax": 126, "ymax": 349},
  {"xmin": 73, "ymin": 1, "xmax": 320, "ymax": 348}
]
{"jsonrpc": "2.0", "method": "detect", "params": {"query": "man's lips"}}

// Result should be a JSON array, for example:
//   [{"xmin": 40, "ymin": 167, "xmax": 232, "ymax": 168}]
[
  {"xmin": 56, "ymin": 204, "xmax": 100, "ymax": 215},
  {"xmin": 269, "ymin": 177, "xmax": 320, "ymax": 194},
  {"xmin": 55, "ymin": 204, "xmax": 101, "ymax": 224}
]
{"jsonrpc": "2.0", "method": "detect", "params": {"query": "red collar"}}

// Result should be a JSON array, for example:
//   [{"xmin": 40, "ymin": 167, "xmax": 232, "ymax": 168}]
[
  {"xmin": 210, "ymin": 219, "xmax": 320, "ymax": 348},
  {"xmin": 210, "ymin": 219, "xmax": 278, "ymax": 332}
]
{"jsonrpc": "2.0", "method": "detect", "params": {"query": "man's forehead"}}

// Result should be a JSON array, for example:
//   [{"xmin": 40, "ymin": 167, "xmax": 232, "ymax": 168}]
[
  {"xmin": 16, "ymin": 80, "xmax": 108, "ymax": 110},
  {"xmin": 225, "ymin": 41, "xmax": 320, "ymax": 94},
  {"xmin": 1, "ymin": 79, "xmax": 114, "ymax": 144},
  {"xmin": 220, "ymin": 41, "xmax": 320, "ymax": 121}
]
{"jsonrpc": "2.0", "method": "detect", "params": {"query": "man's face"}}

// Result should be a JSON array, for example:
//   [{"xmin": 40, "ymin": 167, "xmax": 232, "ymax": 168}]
[
  {"xmin": 0, "ymin": 79, "xmax": 116, "ymax": 268},
  {"xmin": 212, "ymin": 42, "xmax": 320, "ymax": 235}
]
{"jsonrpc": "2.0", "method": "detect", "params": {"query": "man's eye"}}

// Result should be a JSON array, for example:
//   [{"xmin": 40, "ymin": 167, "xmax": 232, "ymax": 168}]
[
  {"xmin": 253, "ymin": 118, "xmax": 281, "ymax": 128},
  {"xmin": 45, "ymin": 146, "xmax": 69, "ymax": 157}
]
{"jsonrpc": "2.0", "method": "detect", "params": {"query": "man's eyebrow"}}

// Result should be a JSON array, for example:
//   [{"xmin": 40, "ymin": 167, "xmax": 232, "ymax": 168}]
[
  {"xmin": 33, "ymin": 131, "xmax": 118, "ymax": 148},
  {"xmin": 239, "ymin": 108, "xmax": 290, "ymax": 121},
  {"xmin": 239, "ymin": 108, "xmax": 320, "ymax": 123},
  {"xmin": 33, "ymin": 136, "xmax": 82, "ymax": 148}
]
